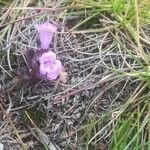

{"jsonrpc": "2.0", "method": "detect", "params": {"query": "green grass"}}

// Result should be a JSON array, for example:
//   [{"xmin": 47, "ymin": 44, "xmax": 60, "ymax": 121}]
[
  {"xmin": 68, "ymin": 0, "xmax": 150, "ymax": 149},
  {"xmin": 109, "ymin": 95, "xmax": 150, "ymax": 150}
]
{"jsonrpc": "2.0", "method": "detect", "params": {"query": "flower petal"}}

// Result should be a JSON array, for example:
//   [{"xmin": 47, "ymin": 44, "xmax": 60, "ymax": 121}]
[
  {"xmin": 39, "ymin": 52, "xmax": 63, "ymax": 80},
  {"xmin": 39, "ymin": 51, "xmax": 56, "ymax": 63},
  {"xmin": 34, "ymin": 22, "xmax": 58, "ymax": 49}
]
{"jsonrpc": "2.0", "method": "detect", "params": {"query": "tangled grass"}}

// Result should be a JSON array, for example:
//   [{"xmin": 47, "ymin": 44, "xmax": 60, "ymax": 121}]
[{"xmin": 0, "ymin": 0, "xmax": 150, "ymax": 149}]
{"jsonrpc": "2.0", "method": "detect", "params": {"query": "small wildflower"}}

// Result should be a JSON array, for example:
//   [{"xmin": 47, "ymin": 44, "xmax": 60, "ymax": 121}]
[
  {"xmin": 38, "ymin": 51, "xmax": 63, "ymax": 80},
  {"xmin": 34, "ymin": 22, "xmax": 57, "ymax": 49},
  {"xmin": 24, "ymin": 22, "xmax": 64, "ymax": 81}
]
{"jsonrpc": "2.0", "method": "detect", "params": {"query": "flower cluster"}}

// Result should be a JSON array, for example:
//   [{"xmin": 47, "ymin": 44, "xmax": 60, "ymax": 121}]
[{"xmin": 31, "ymin": 22, "xmax": 63, "ymax": 80}]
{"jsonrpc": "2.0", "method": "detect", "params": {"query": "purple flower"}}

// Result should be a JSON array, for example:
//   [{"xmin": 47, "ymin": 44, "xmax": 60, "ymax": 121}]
[
  {"xmin": 24, "ymin": 22, "xmax": 64, "ymax": 81},
  {"xmin": 34, "ymin": 22, "xmax": 58, "ymax": 49},
  {"xmin": 38, "ymin": 51, "xmax": 63, "ymax": 80}
]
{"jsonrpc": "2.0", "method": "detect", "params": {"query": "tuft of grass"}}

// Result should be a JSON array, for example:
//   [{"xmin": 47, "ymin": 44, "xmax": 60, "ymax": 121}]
[
  {"xmin": 78, "ymin": 114, "xmax": 110, "ymax": 149},
  {"xmin": 109, "ymin": 95, "xmax": 150, "ymax": 150}
]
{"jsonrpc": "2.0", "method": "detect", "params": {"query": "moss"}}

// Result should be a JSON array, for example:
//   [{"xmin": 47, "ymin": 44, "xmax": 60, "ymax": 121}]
[{"xmin": 23, "ymin": 106, "xmax": 47, "ymax": 127}]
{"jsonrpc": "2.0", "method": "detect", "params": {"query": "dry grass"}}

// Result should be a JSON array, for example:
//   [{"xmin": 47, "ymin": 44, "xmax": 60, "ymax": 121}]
[{"xmin": 0, "ymin": 0, "xmax": 150, "ymax": 150}]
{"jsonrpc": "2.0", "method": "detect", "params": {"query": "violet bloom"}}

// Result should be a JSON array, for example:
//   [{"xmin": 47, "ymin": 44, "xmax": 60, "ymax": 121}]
[
  {"xmin": 38, "ymin": 51, "xmax": 63, "ymax": 80},
  {"xmin": 34, "ymin": 22, "xmax": 57, "ymax": 49}
]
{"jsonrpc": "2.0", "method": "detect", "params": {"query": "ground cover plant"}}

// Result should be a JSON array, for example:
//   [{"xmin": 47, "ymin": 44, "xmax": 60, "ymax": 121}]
[{"xmin": 0, "ymin": 0, "xmax": 150, "ymax": 149}]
